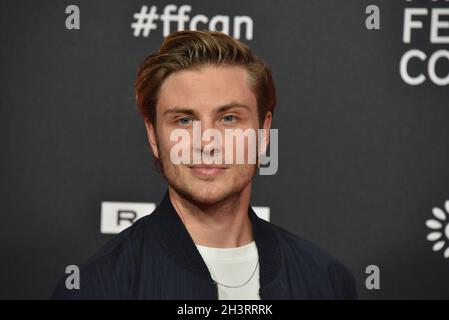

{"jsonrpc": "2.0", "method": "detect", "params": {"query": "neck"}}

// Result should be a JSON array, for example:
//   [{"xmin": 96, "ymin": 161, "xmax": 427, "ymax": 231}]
[{"xmin": 168, "ymin": 185, "xmax": 254, "ymax": 248}]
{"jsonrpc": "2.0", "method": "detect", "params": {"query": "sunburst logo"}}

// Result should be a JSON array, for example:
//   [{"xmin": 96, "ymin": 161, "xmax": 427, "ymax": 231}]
[{"xmin": 426, "ymin": 200, "xmax": 449, "ymax": 259}]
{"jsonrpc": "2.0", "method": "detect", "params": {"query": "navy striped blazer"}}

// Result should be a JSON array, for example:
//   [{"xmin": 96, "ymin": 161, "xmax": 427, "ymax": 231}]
[{"xmin": 52, "ymin": 190, "xmax": 357, "ymax": 299}]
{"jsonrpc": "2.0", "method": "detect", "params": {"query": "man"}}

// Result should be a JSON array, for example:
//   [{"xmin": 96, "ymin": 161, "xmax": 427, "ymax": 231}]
[{"xmin": 52, "ymin": 30, "xmax": 357, "ymax": 300}]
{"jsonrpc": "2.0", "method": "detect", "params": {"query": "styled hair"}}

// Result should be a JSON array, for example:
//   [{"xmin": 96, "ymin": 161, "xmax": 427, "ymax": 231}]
[{"xmin": 135, "ymin": 30, "xmax": 276, "ymax": 127}]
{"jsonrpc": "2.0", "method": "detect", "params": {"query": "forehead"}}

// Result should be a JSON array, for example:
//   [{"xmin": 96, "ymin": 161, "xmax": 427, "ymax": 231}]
[{"xmin": 156, "ymin": 65, "xmax": 257, "ymax": 112}]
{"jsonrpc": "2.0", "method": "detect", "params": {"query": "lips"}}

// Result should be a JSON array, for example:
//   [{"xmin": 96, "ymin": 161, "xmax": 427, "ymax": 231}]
[{"xmin": 188, "ymin": 165, "xmax": 228, "ymax": 176}]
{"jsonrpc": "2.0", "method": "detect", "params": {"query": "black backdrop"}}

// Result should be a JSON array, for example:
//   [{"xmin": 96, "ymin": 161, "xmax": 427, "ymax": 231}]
[{"xmin": 1, "ymin": 0, "xmax": 448, "ymax": 299}]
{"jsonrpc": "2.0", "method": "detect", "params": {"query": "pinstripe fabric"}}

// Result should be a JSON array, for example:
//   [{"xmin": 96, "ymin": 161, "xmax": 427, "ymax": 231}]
[{"xmin": 52, "ymin": 190, "xmax": 357, "ymax": 300}]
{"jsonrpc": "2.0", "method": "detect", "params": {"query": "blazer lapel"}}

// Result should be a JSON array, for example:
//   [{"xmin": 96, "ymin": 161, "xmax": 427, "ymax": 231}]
[{"xmin": 150, "ymin": 190, "xmax": 287, "ymax": 299}]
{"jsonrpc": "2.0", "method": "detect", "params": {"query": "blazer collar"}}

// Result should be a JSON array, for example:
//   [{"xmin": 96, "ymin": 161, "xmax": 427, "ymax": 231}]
[{"xmin": 150, "ymin": 189, "xmax": 283, "ymax": 292}]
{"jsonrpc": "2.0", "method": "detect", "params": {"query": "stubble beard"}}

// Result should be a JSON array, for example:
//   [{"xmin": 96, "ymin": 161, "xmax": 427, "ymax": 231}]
[{"xmin": 158, "ymin": 151, "xmax": 256, "ymax": 210}]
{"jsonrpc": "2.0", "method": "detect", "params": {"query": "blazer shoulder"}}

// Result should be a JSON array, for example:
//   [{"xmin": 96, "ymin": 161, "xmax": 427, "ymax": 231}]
[
  {"xmin": 268, "ymin": 221, "xmax": 358, "ymax": 299},
  {"xmin": 51, "ymin": 213, "xmax": 156, "ymax": 299}
]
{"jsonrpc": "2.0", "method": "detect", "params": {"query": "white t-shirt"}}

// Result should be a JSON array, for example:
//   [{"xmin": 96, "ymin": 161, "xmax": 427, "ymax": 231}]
[{"xmin": 195, "ymin": 241, "xmax": 261, "ymax": 300}]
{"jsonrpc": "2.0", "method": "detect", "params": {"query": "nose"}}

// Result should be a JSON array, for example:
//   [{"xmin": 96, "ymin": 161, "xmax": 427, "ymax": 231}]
[{"xmin": 192, "ymin": 119, "xmax": 222, "ymax": 160}]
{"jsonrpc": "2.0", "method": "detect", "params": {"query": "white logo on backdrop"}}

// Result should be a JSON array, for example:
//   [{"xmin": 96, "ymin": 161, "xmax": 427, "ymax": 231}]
[
  {"xmin": 101, "ymin": 201, "xmax": 270, "ymax": 234},
  {"xmin": 131, "ymin": 5, "xmax": 254, "ymax": 40},
  {"xmin": 425, "ymin": 200, "xmax": 449, "ymax": 259},
  {"xmin": 400, "ymin": 6, "xmax": 449, "ymax": 86}
]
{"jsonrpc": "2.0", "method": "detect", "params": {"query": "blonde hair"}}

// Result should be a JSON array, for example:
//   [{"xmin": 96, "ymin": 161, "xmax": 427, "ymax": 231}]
[{"xmin": 135, "ymin": 30, "xmax": 276, "ymax": 127}]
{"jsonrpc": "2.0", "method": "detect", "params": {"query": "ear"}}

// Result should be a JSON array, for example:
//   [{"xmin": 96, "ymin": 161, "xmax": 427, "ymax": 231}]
[
  {"xmin": 259, "ymin": 112, "xmax": 272, "ymax": 156},
  {"xmin": 144, "ymin": 119, "xmax": 159, "ymax": 159}
]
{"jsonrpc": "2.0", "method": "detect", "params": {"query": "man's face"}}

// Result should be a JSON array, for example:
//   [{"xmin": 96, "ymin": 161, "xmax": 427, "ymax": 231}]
[{"xmin": 145, "ymin": 65, "xmax": 271, "ymax": 205}]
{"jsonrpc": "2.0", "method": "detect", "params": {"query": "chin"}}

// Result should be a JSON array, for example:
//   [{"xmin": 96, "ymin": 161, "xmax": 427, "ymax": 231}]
[
  {"xmin": 162, "ymin": 164, "xmax": 252, "ymax": 206},
  {"xmin": 168, "ymin": 177, "xmax": 237, "ymax": 206},
  {"xmin": 182, "ymin": 183, "xmax": 233, "ymax": 205}
]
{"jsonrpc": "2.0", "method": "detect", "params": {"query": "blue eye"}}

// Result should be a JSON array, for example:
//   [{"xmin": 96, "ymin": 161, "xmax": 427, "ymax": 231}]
[
  {"xmin": 178, "ymin": 117, "xmax": 192, "ymax": 125},
  {"xmin": 222, "ymin": 115, "xmax": 237, "ymax": 122}
]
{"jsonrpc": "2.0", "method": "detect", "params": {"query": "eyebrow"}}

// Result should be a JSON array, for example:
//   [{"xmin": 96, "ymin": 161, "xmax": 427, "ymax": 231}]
[{"xmin": 162, "ymin": 102, "xmax": 250, "ymax": 117}]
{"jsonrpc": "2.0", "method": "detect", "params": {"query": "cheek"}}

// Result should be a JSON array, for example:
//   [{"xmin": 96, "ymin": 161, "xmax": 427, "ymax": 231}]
[
  {"xmin": 158, "ymin": 127, "xmax": 179, "ymax": 151},
  {"xmin": 230, "ymin": 164, "xmax": 255, "ymax": 178},
  {"xmin": 158, "ymin": 127, "xmax": 194, "ymax": 164},
  {"xmin": 150, "ymin": 131, "xmax": 169, "ymax": 163},
  {"xmin": 223, "ymin": 134, "xmax": 259, "ymax": 164}
]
